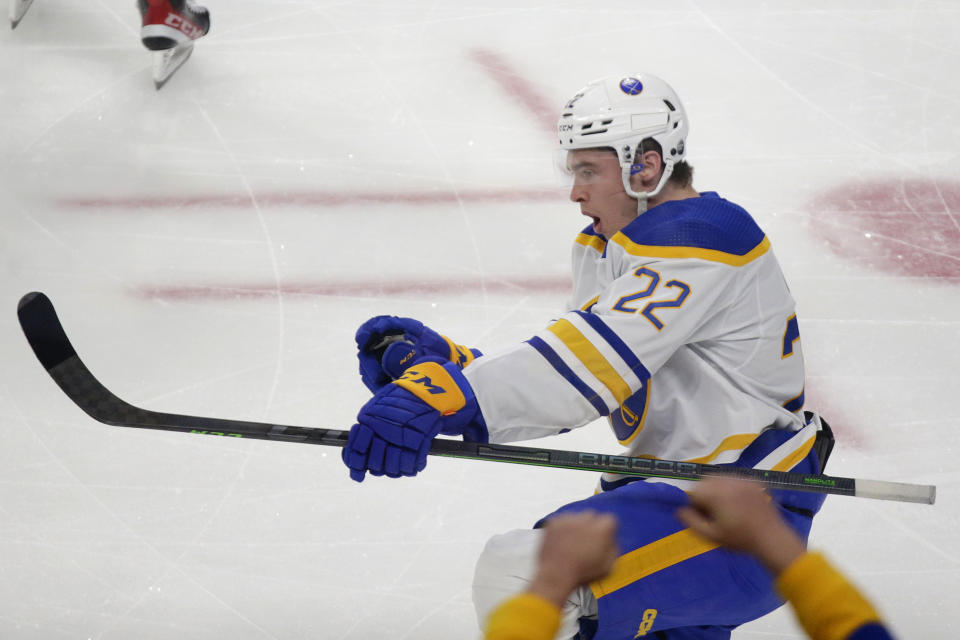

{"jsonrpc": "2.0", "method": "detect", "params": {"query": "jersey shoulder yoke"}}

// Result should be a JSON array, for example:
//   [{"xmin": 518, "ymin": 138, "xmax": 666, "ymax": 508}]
[
  {"xmin": 575, "ymin": 224, "xmax": 608, "ymax": 254},
  {"xmin": 613, "ymin": 192, "xmax": 769, "ymax": 265}
]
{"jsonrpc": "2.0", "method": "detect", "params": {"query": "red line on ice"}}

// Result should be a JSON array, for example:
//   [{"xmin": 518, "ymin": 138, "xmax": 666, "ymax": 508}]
[
  {"xmin": 467, "ymin": 48, "xmax": 559, "ymax": 135},
  {"xmin": 59, "ymin": 187, "xmax": 564, "ymax": 210},
  {"xmin": 137, "ymin": 275, "xmax": 572, "ymax": 301}
]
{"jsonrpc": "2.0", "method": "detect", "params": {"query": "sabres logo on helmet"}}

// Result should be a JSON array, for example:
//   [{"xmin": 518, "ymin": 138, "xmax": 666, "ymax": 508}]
[{"xmin": 619, "ymin": 77, "xmax": 644, "ymax": 95}]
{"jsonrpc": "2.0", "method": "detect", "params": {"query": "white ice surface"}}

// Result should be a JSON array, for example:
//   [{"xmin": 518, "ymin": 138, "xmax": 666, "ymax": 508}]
[{"xmin": 1, "ymin": 1, "xmax": 959, "ymax": 638}]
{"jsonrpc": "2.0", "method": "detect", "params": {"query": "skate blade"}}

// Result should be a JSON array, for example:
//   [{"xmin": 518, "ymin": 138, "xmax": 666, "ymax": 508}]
[
  {"xmin": 10, "ymin": 0, "xmax": 36, "ymax": 29},
  {"xmin": 152, "ymin": 42, "xmax": 194, "ymax": 90}
]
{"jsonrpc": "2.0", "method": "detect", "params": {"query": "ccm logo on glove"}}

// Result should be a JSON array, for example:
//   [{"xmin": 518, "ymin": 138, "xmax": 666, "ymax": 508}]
[{"xmin": 393, "ymin": 362, "xmax": 467, "ymax": 415}]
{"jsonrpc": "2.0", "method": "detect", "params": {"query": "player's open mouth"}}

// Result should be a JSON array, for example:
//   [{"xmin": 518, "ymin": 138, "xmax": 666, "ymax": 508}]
[{"xmin": 583, "ymin": 212, "xmax": 600, "ymax": 231}]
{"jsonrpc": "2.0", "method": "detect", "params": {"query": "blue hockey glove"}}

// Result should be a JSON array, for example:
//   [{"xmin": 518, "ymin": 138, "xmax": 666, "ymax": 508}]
[
  {"xmin": 342, "ymin": 360, "xmax": 488, "ymax": 482},
  {"xmin": 355, "ymin": 315, "xmax": 482, "ymax": 393}
]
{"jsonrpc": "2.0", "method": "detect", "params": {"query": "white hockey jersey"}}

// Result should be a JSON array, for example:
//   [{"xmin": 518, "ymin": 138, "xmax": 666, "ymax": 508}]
[{"xmin": 463, "ymin": 192, "xmax": 813, "ymax": 474}]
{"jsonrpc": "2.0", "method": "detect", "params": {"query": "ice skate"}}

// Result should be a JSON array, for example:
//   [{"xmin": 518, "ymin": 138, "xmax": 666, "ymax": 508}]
[
  {"xmin": 137, "ymin": 0, "xmax": 210, "ymax": 89},
  {"xmin": 10, "ymin": 0, "xmax": 35, "ymax": 28}
]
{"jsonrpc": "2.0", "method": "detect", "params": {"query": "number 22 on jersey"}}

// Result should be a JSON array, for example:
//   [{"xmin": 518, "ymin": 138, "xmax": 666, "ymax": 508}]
[{"xmin": 612, "ymin": 267, "xmax": 691, "ymax": 331}]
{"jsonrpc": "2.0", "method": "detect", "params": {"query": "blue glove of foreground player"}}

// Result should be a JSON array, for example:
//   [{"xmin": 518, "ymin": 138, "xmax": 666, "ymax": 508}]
[
  {"xmin": 342, "ymin": 359, "xmax": 488, "ymax": 482},
  {"xmin": 355, "ymin": 315, "xmax": 482, "ymax": 393}
]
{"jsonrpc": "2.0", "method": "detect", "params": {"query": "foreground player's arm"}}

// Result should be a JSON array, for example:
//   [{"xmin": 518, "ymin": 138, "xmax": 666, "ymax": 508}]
[
  {"xmin": 777, "ymin": 554, "xmax": 895, "ymax": 640},
  {"xmin": 484, "ymin": 512, "xmax": 618, "ymax": 640},
  {"xmin": 677, "ymin": 479, "xmax": 895, "ymax": 640}
]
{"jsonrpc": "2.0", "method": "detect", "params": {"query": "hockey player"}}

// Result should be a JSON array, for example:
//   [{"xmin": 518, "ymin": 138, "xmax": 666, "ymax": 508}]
[
  {"xmin": 9, "ymin": 0, "xmax": 33, "ymax": 28},
  {"xmin": 342, "ymin": 73, "xmax": 834, "ymax": 638},
  {"xmin": 10, "ymin": 0, "xmax": 208, "ymax": 88},
  {"xmin": 138, "ymin": 0, "xmax": 210, "ymax": 89}
]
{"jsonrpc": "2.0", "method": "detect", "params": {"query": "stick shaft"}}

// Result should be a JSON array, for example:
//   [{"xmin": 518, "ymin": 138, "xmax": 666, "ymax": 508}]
[{"xmin": 17, "ymin": 291, "xmax": 936, "ymax": 505}]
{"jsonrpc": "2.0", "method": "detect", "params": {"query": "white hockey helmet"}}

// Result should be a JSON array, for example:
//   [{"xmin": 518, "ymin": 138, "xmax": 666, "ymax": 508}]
[{"xmin": 557, "ymin": 74, "xmax": 688, "ymax": 209}]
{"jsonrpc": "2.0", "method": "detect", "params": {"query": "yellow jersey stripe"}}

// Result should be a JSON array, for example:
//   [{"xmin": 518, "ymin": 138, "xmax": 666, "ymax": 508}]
[
  {"xmin": 591, "ymin": 528, "xmax": 719, "ymax": 598},
  {"xmin": 547, "ymin": 319, "xmax": 632, "ymax": 406},
  {"xmin": 575, "ymin": 233, "xmax": 607, "ymax": 253},
  {"xmin": 580, "ymin": 294, "xmax": 600, "ymax": 312},
  {"xmin": 685, "ymin": 433, "xmax": 758, "ymax": 464},
  {"xmin": 770, "ymin": 434, "xmax": 817, "ymax": 472},
  {"xmin": 629, "ymin": 433, "xmax": 757, "ymax": 464},
  {"xmin": 611, "ymin": 235, "xmax": 771, "ymax": 266}
]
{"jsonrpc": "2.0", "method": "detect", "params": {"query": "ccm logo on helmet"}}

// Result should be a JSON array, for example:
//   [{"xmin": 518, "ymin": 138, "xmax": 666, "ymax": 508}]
[{"xmin": 619, "ymin": 77, "xmax": 644, "ymax": 95}]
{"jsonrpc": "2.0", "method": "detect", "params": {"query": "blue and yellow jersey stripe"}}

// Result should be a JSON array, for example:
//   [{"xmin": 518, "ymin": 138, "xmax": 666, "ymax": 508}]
[
  {"xmin": 547, "ymin": 318, "xmax": 633, "ymax": 407},
  {"xmin": 575, "ymin": 229, "xmax": 607, "ymax": 254},
  {"xmin": 782, "ymin": 388, "xmax": 805, "ymax": 414},
  {"xmin": 525, "ymin": 335, "xmax": 610, "ymax": 416},
  {"xmin": 590, "ymin": 527, "xmax": 720, "ymax": 599},
  {"xmin": 580, "ymin": 294, "xmax": 600, "ymax": 312},
  {"xmin": 571, "ymin": 311, "xmax": 650, "ymax": 383},
  {"xmin": 611, "ymin": 191, "xmax": 771, "ymax": 266},
  {"xmin": 770, "ymin": 433, "xmax": 817, "ymax": 472},
  {"xmin": 528, "ymin": 312, "xmax": 650, "ymax": 418},
  {"xmin": 755, "ymin": 421, "xmax": 818, "ymax": 472},
  {"xmin": 686, "ymin": 433, "xmax": 759, "ymax": 464},
  {"xmin": 618, "ymin": 432, "xmax": 761, "ymax": 466},
  {"xmin": 591, "ymin": 423, "xmax": 822, "ymax": 602},
  {"xmin": 611, "ymin": 233, "xmax": 770, "ymax": 266}
]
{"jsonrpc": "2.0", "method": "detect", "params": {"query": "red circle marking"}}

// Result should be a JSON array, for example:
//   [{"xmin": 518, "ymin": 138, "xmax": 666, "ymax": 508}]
[{"xmin": 809, "ymin": 178, "xmax": 960, "ymax": 278}]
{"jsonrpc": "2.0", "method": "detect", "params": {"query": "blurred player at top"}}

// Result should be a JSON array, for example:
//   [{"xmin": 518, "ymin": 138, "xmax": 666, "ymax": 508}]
[
  {"xmin": 10, "ymin": 0, "xmax": 208, "ymax": 89},
  {"xmin": 343, "ymin": 72, "xmax": 835, "ymax": 638},
  {"xmin": 138, "ymin": 0, "xmax": 209, "ymax": 88}
]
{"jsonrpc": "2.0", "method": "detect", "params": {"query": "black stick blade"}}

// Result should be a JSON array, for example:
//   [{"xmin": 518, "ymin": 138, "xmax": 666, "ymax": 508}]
[
  {"xmin": 18, "ymin": 292, "xmax": 79, "ymax": 372},
  {"xmin": 18, "ymin": 291, "xmax": 146, "ymax": 427},
  {"xmin": 17, "ymin": 291, "xmax": 351, "ymax": 445}
]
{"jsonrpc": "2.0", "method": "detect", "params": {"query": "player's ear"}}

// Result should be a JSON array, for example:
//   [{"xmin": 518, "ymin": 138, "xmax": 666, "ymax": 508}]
[{"xmin": 629, "ymin": 150, "xmax": 663, "ymax": 191}]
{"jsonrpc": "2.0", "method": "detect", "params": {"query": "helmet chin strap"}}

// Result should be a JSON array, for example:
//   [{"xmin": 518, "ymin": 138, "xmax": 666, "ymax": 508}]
[{"xmin": 635, "ymin": 193, "xmax": 649, "ymax": 216}]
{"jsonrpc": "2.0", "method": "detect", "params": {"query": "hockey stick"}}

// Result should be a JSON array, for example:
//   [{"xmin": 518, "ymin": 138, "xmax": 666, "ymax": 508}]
[{"xmin": 17, "ymin": 291, "xmax": 936, "ymax": 505}]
